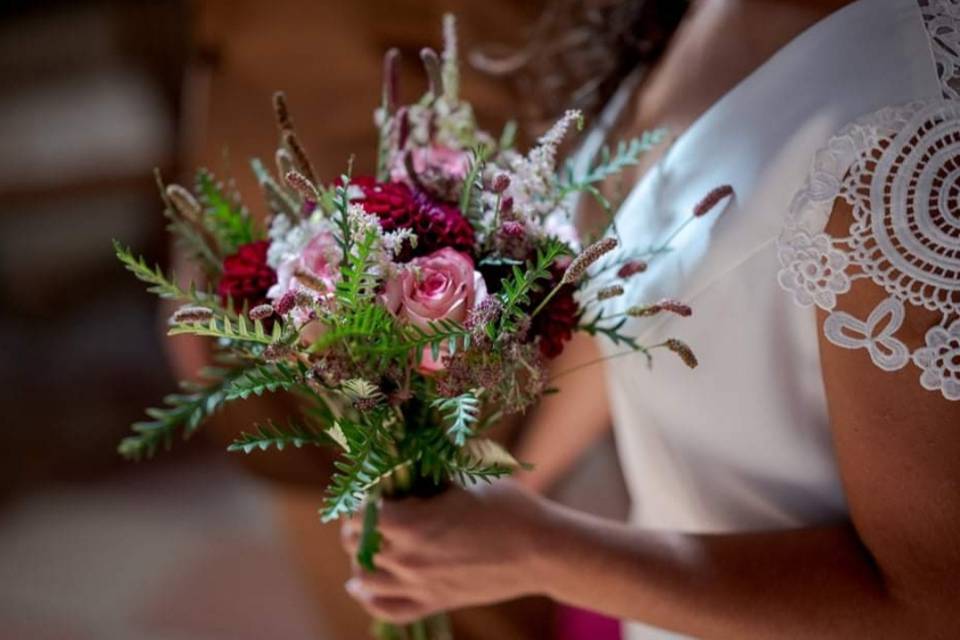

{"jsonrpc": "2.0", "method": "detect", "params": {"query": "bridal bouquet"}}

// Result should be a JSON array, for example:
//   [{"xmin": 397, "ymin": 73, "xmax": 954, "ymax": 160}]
[{"xmin": 115, "ymin": 15, "xmax": 695, "ymax": 640}]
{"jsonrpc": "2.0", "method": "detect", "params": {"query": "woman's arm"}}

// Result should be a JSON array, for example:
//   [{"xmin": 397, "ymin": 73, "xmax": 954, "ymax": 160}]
[
  {"xmin": 512, "ymin": 332, "xmax": 612, "ymax": 493},
  {"xmin": 343, "ymin": 276, "xmax": 960, "ymax": 636}
]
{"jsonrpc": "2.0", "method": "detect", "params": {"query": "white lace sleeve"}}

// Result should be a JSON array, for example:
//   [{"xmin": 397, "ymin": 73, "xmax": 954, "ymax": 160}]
[{"xmin": 777, "ymin": 0, "xmax": 960, "ymax": 401}]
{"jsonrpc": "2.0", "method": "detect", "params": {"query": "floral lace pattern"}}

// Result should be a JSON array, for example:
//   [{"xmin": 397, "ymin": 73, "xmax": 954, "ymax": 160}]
[
  {"xmin": 921, "ymin": 0, "xmax": 960, "ymax": 99},
  {"xmin": 777, "ymin": 1, "xmax": 960, "ymax": 401},
  {"xmin": 914, "ymin": 319, "xmax": 960, "ymax": 399}
]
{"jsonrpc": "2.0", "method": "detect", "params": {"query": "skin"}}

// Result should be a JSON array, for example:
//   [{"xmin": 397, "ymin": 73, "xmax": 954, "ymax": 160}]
[{"xmin": 342, "ymin": 0, "xmax": 960, "ymax": 635}]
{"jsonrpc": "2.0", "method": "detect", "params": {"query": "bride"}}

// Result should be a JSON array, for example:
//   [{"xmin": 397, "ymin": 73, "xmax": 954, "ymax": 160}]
[{"xmin": 342, "ymin": 0, "xmax": 960, "ymax": 637}]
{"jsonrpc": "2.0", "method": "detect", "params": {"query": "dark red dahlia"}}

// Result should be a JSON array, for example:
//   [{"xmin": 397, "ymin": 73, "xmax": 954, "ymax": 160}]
[
  {"xmin": 351, "ymin": 176, "xmax": 475, "ymax": 260},
  {"xmin": 529, "ymin": 282, "xmax": 580, "ymax": 358},
  {"xmin": 217, "ymin": 240, "xmax": 277, "ymax": 310}
]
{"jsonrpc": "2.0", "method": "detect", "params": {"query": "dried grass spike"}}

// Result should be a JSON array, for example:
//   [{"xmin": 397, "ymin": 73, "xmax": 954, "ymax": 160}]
[
  {"xmin": 272, "ymin": 91, "xmax": 294, "ymax": 132},
  {"xmin": 293, "ymin": 268, "xmax": 332, "ymax": 294},
  {"xmin": 170, "ymin": 305, "xmax": 213, "ymax": 324},
  {"xmin": 441, "ymin": 13, "xmax": 459, "ymax": 101},
  {"xmin": 165, "ymin": 184, "xmax": 201, "ymax": 220},
  {"xmin": 275, "ymin": 148, "xmax": 295, "ymax": 183},
  {"xmin": 382, "ymin": 47, "xmax": 401, "ymax": 113},
  {"xmin": 420, "ymin": 47, "xmax": 444, "ymax": 100},
  {"xmin": 665, "ymin": 339, "xmax": 698, "ymax": 369},
  {"xmin": 562, "ymin": 237, "xmax": 618, "ymax": 284},
  {"xmin": 282, "ymin": 130, "xmax": 317, "ymax": 186},
  {"xmin": 597, "ymin": 285, "xmax": 625, "ymax": 301},
  {"xmin": 273, "ymin": 291, "xmax": 297, "ymax": 315},
  {"xmin": 658, "ymin": 299, "xmax": 692, "ymax": 317},
  {"xmin": 693, "ymin": 184, "xmax": 734, "ymax": 217},
  {"xmin": 617, "ymin": 260, "xmax": 647, "ymax": 279},
  {"xmin": 249, "ymin": 304, "xmax": 274, "ymax": 321},
  {"xmin": 284, "ymin": 170, "xmax": 319, "ymax": 201}
]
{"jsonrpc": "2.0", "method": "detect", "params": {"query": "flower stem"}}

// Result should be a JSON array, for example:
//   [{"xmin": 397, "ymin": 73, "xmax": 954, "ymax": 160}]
[
  {"xmin": 529, "ymin": 282, "xmax": 563, "ymax": 320},
  {"xmin": 374, "ymin": 465, "xmax": 453, "ymax": 639}
]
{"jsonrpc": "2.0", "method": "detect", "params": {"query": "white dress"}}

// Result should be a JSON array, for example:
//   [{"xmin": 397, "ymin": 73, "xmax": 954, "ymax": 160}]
[{"xmin": 589, "ymin": 1, "xmax": 960, "ymax": 637}]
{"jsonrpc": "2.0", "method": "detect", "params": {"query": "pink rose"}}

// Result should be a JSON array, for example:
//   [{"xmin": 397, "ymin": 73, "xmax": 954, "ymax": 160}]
[
  {"xmin": 268, "ymin": 231, "xmax": 341, "ymax": 301},
  {"xmin": 268, "ymin": 231, "xmax": 341, "ymax": 342},
  {"xmin": 382, "ymin": 248, "xmax": 487, "ymax": 372}
]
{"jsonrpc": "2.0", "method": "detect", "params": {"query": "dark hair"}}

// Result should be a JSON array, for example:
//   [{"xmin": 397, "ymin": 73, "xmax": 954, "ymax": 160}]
[{"xmin": 470, "ymin": 0, "xmax": 689, "ymax": 130}]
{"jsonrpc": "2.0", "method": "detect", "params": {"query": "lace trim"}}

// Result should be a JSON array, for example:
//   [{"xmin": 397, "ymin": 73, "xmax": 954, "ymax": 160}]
[
  {"xmin": 920, "ymin": 0, "xmax": 960, "ymax": 100},
  {"xmin": 778, "ymin": 76, "xmax": 960, "ymax": 399}
]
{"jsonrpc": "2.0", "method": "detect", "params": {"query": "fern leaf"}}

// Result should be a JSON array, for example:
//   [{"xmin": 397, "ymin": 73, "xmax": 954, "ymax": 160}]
[
  {"xmin": 448, "ymin": 438, "xmax": 520, "ymax": 485},
  {"xmin": 227, "ymin": 420, "xmax": 327, "ymax": 453},
  {"xmin": 320, "ymin": 425, "xmax": 407, "ymax": 522},
  {"xmin": 167, "ymin": 313, "xmax": 278, "ymax": 345},
  {"xmin": 196, "ymin": 168, "xmax": 255, "ymax": 251},
  {"xmin": 224, "ymin": 362, "xmax": 306, "ymax": 400},
  {"xmin": 578, "ymin": 308, "xmax": 642, "ymax": 351},
  {"xmin": 335, "ymin": 226, "xmax": 380, "ymax": 308},
  {"xmin": 431, "ymin": 391, "xmax": 480, "ymax": 446},
  {"xmin": 497, "ymin": 238, "xmax": 571, "ymax": 332},
  {"xmin": 558, "ymin": 129, "xmax": 667, "ymax": 198},
  {"xmin": 118, "ymin": 366, "xmax": 250, "ymax": 460},
  {"xmin": 114, "ymin": 240, "xmax": 228, "ymax": 314}
]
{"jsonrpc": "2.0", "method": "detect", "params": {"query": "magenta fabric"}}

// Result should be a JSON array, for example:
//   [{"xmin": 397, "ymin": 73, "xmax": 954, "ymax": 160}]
[{"xmin": 555, "ymin": 605, "xmax": 621, "ymax": 640}]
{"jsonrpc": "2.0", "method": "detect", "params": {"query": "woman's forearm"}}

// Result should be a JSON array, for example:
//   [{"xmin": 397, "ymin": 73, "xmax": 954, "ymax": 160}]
[
  {"xmin": 514, "ymin": 333, "xmax": 612, "ymax": 493},
  {"xmin": 527, "ymin": 501, "xmax": 931, "ymax": 638}
]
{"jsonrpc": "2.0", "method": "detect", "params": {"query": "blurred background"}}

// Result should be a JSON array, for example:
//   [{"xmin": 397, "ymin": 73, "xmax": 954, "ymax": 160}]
[{"xmin": 0, "ymin": 1, "xmax": 663, "ymax": 638}]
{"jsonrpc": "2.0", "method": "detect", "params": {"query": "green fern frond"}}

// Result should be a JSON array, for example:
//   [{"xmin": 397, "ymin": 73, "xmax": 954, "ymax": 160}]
[
  {"xmin": 578, "ymin": 308, "xmax": 644, "ymax": 352},
  {"xmin": 227, "ymin": 420, "xmax": 327, "ymax": 453},
  {"xmin": 431, "ymin": 391, "xmax": 480, "ymax": 446},
  {"xmin": 114, "ymin": 240, "xmax": 228, "ymax": 314},
  {"xmin": 558, "ymin": 129, "xmax": 666, "ymax": 199},
  {"xmin": 459, "ymin": 144, "xmax": 489, "ymax": 221},
  {"xmin": 331, "ymin": 173, "xmax": 354, "ymax": 253},
  {"xmin": 402, "ymin": 427, "xmax": 513, "ymax": 486},
  {"xmin": 196, "ymin": 168, "xmax": 256, "ymax": 251},
  {"xmin": 224, "ymin": 361, "xmax": 307, "ymax": 400},
  {"xmin": 398, "ymin": 319, "xmax": 471, "ymax": 363},
  {"xmin": 340, "ymin": 378, "xmax": 386, "ymax": 404},
  {"xmin": 168, "ymin": 313, "xmax": 281, "ymax": 345},
  {"xmin": 309, "ymin": 304, "xmax": 395, "ymax": 354},
  {"xmin": 444, "ymin": 438, "xmax": 522, "ymax": 485},
  {"xmin": 118, "ymin": 366, "xmax": 250, "ymax": 460},
  {"xmin": 321, "ymin": 452, "xmax": 409, "ymax": 522},
  {"xmin": 498, "ymin": 238, "xmax": 571, "ymax": 332},
  {"xmin": 320, "ymin": 420, "xmax": 410, "ymax": 522},
  {"xmin": 335, "ymin": 226, "xmax": 380, "ymax": 307}
]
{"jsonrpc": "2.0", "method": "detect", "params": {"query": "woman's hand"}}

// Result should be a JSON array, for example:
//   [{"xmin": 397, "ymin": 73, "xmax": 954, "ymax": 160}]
[{"xmin": 340, "ymin": 480, "xmax": 547, "ymax": 624}]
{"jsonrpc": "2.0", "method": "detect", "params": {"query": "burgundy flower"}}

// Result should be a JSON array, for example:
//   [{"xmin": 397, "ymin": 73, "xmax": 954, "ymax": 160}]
[
  {"xmin": 351, "ymin": 176, "xmax": 475, "ymax": 260},
  {"xmin": 525, "ymin": 257, "xmax": 579, "ymax": 358},
  {"xmin": 217, "ymin": 240, "xmax": 277, "ymax": 310},
  {"xmin": 530, "ymin": 282, "xmax": 580, "ymax": 358}
]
